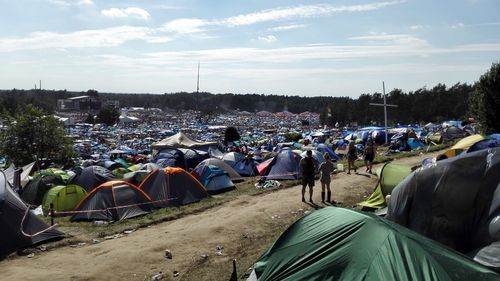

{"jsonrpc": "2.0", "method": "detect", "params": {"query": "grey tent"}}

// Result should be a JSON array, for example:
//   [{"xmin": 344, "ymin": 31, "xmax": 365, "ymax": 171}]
[
  {"xmin": 68, "ymin": 166, "xmax": 115, "ymax": 192},
  {"xmin": 387, "ymin": 147, "xmax": 500, "ymax": 270},
  {"xmin": 0, "ymin": 172, "xmax": 63, "ymax": 258}
]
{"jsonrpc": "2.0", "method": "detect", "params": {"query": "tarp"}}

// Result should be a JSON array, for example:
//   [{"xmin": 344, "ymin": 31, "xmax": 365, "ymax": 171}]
[
  {"xmin": 387, "ymin": 148, "xmax": 500, "ymax": 270},
  {"xmin": 248, "ymin": 207, "xmax": 500, "ymax": 281},
  {"xmin": 0, "ymin": 172, "xmax": 63, "ymax": 258},
  {"xmin": 358, "ymin": 163, "xmax": 412, "ymax": 210},
  {"xmin": 152, "ymin": 132, "xmax": 216, "ymax": 152},
  {"xmin": 444, "ymin": 134, "xmax": 485, "ymax": 158},
  {"xmin": 139, "ymin": 167, "xmax": 209, "ymax": 208}
]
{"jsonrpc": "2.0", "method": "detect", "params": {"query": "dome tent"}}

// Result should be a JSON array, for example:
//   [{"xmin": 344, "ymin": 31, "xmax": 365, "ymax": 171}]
[
  {"xmin": 71, "ymin": 181, "xmax": 152, "ymax": 222},
  {"xmin": 192, "ymin": 164, "xmax": 235, "ymax": 194},
  {"xmin": 139, "ymin": 167, "xmax": 209, "ymax": 208},
  {"xmin": 42, "ymin": 185, "xmax": 87, "ymax": 215},
  {"xmin": 248, "ymin": 207, "xmax": 499, "ymax": 281},
  {"xmin": 387, "ymin": 147, "xmax": 500, "ymax": 271},
  {"xmin": 68, "ymin": 166, "xmax": 115, "ymax": 192},
  {"xmin": 0, "ymin": 172, "xmax": 63, "ymax": 258}
]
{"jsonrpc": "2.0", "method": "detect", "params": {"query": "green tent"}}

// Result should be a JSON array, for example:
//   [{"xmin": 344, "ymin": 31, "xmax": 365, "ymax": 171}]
[
  {"xmin": 112, "ymin": 167, "xmax": 131, "ymax": 178},
  {"xmin": 358, "ymin": 163, "xmax": 412, "ymax": 209},
  {"xmin": 36, "ymin": 168, "xmax": 70, "ymax": 183},
  {"xmin": 42, "ymin": 185, "xmax": 87, "ymax": 215},
  {"xmin": 248, "ymin": 207, "xmax": 499, "ymax": 281}
]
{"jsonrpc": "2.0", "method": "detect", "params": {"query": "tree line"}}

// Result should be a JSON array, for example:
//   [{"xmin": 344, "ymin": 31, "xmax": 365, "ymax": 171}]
[
  {"xmin": 0, "ymin": 61, "xmax": 498, "ymax": 131},
  {"xmin": 0, "ymin": 83, "xmax": 471, "ymax": 124}
]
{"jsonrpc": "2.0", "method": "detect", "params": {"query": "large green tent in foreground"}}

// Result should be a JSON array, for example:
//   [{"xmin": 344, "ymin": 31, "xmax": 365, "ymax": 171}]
[{"xmin": 247, "ymin": 207, "xmax": 500, "ymax": 281}]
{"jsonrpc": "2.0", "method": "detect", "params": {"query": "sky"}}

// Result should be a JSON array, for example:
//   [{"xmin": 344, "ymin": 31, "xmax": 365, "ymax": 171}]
[{"xmin": 0, "ymin": 0, "xmax": 499, "ymax": 97}]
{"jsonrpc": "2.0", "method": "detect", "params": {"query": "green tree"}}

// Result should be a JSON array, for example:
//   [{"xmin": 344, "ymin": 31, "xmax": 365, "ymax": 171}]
[
  {"xmin": 224, "ymin": 126, "xmax": 241, "ymax": 144},
  {"xmin": 0, "ymin": 104, "xmax": 75, "ymax": 167},
  {"xmin": 96, "ymin": 106, "xmax": 119, "ymax": 125},
  {"xmin": 469, "ymin": 62, "xmax": 500, "ymax": 133},
  {"xmin": 84, "ymin": 113, "xmax": 95, "ymax": 124}
]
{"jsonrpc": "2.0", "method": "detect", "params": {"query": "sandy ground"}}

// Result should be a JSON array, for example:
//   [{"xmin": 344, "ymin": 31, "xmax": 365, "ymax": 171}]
[{"xmin": 0, "ymin": 151, "xmax": 440, "ymax": 281}]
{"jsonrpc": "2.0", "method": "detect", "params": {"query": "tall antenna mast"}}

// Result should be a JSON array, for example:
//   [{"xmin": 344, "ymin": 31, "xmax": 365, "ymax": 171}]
[{"xmin": 196, "ymin": 61, "xmax": 200, "ymax": 94}]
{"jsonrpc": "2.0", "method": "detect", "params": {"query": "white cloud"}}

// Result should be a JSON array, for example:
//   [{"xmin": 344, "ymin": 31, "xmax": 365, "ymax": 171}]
[
  {"xmin": 409, "ymin": 24, "xmax": 430, "ymax": 30},
  {"xmin": 161, "ymin": 1, "xmax": 405, "ymax": 35},
  {"xmin": 258, "ymin": 35, "xmax": 277, "ymax": 43},
  {"xmin": 48, "ymin": 0, "xmax": 93, "ymax": 6},
  {"xmin": 267, "ymin": 24, "xmax": 305, "ymax": 32},
  {"xmin": 349, "ymin": 33, "xmax": 428, "ymax": 45},
  {"xmin": 450, "ymin": 22, "xmax": 465, "ymax": 29},
  {"xmin": 160, "ymin": 18, "xmax": 209, "ymax": 34},
  {"xmin": 0, "ymin": 26, "xmax": 171, "ymax": 52},
  {"xmin": 221, "ymin": 1, "xmax": 404, "ymax": 26},
  {"xmin": 89, "ymin": 40, "xmax": 500, "ymax": 69},
  {"xmin": 101, "ymin": 7, "xmax": 151, "ymax": 20}
]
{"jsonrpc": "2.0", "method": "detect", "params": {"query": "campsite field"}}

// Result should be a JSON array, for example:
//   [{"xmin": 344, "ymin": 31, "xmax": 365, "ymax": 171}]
[{"xmin": 0, "ymin": 150, "xmax": 444, "ymax": 281}]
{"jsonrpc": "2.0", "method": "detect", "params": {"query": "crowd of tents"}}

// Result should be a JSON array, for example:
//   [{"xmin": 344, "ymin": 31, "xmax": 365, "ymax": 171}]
[
  {"xmin": 2, "ymin": 123, "xmax": 500, "ymax": 280},
  {"xmin": 247, "ymin": 133, "xmax": 500, "ymax": 280}
]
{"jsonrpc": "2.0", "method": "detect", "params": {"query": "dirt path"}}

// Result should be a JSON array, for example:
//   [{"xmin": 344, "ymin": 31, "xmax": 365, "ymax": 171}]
[{"xmin": 0, "ymin": 151, "xmax": 440, "ymax": 281}]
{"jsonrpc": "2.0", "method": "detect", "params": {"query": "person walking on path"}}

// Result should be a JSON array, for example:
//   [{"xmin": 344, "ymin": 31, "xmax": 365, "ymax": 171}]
[
  {"xmin": 364, "ymin": 137, "xmax": 376, "ymax": 174},
  {"xmin": 347, "ymin": 141, "xmax": 357, "ymax": 174},
  {"xmin": 319, "ymin": 152, "xmax": 336, "ymax": 204},
  {"xmin": 300, "ymin": 150, "xmax": 317, "ymax": 203}
]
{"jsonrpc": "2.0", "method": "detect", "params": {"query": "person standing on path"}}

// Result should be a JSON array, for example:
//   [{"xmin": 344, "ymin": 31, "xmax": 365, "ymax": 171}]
[
  {"xmin": 319, "ymin": 152, "xmax": 335, "ymax": 204},
  {"xmin": 364, "ymin": 137, "xmax": 376, "ymax": 174},
  {"xmin": 347, "ymin": 141, "xmax": 357, "ymax": 174},
  {"xmin": 300, "ymin": 150, "xmax": 317, "ymax": 203}
]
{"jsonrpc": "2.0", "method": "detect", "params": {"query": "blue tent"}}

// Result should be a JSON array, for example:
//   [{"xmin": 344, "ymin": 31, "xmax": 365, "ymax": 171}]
[
  {"xmin": 315, "ymin": 143, "xmax": 340, "ymax": 160},
  {"xmin": 156, "ymin": 148, "xmax": 186, "ymax": 169},
  {"xmin": 262, "ymin": 150, "xmax": 302, "ymax": 180},
  {"xmin": 223, "ymin": 152, "xmax": 257, "ymax": 176},
  {"xmin": 192, "ymin": 164, "xmax": 235, "ymax": 194},
  {"xmin": 467, "ymin": 138, "xmax": 500, "ymax": 153},
  {"xmin": 407, "ymin": 138, "xmax": 426, "ymax": 150}
]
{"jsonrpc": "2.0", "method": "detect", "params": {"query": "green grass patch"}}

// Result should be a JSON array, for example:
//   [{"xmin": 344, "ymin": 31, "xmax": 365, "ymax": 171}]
[{"xmin": 41, "ymin": 177, "xmax": 290, "ymax": 249}]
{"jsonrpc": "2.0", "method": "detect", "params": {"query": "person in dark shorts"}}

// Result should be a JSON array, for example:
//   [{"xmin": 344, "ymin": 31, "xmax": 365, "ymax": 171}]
[
  {"xmin": 347, "ymin": 141, "xmax": 357, "ymax": 174},
  {"xmin": 300, "ymin": 150, "xmax": 317, "ymax": 203},
  {"xmin": 364, "ymin": 137, "xmax": 376, "ymax": 174}
]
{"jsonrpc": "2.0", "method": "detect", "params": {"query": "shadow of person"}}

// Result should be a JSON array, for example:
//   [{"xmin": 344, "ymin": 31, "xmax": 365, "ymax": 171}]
[{"xmin": 305, "ymin": 202, "xmax": 322, "ymax": 209}]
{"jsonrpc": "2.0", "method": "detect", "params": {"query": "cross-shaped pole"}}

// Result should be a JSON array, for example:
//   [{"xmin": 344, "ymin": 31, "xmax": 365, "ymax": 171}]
[{"xmin": 369, "ymin": 82, "xmax": 398, "ymax": 144}]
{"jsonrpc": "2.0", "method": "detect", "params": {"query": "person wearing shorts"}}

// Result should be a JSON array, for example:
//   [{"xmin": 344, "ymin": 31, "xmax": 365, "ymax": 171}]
[
  {"xmin": 364, "ymin": 137, "xmax": 376, "ymax": 174},
  {"xmin": 300, "ymin": 150, "xmax": 317, "ymax": 203}
]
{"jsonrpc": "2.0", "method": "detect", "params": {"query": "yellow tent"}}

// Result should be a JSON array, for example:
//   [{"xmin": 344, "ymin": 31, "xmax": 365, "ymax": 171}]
[{"xmin": 444, "ymin": 134, "xmax": 485, "ymax": 158}]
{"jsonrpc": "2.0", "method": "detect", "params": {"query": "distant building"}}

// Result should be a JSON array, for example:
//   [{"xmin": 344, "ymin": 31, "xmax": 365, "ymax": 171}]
[{"xmin": 57, "ymin": 95, "xmax": 119, "ymax": 112}]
